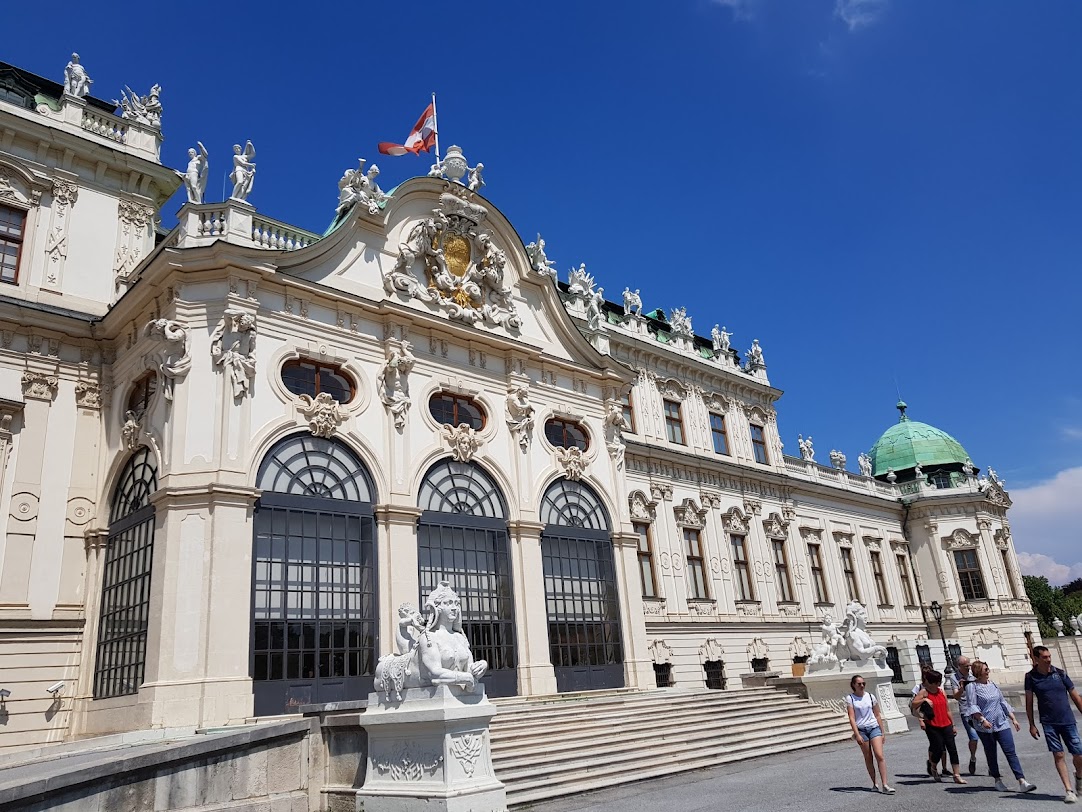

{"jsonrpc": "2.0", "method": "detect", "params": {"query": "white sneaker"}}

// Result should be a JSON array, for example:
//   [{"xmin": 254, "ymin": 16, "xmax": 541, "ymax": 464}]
[
  {"xmin": 994, "ymin": 780, "xmax": 1009, "ymax": 792},
  {"xmin": 1020, "ymin": 780, "xmax": 1037, "ymax": 793},
  {"xmin": 1065, "ymin": 789, "xmax": 1078, "ymax": 804},
  {"xmin": 882, "ymin": 785, "xmax": 896, "ymax": 795}
]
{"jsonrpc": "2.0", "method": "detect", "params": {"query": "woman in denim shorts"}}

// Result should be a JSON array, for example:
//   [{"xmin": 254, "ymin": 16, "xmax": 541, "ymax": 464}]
[{"xmin": 846, "ymin": 674, "xmax": 895, "ymax": 794}]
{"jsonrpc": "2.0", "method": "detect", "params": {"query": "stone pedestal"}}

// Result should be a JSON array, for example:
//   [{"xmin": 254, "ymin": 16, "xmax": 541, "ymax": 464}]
[
  {"xmin": 802, "ymin": 658, "xmax": 907, "ymax": 734},
  {"xmin": 356, "ymin": 684, "xmax": 506, "ymax": 812}
]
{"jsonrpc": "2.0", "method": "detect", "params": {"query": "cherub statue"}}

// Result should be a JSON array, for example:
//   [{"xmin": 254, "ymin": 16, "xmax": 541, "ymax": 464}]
[
  {"xmin": 229, "ymin": 141, "xmax": 257, "ymax": 202},
  {"xmin": 808, "ymin": 611, "xmax": 845, "ymax": 665},
  {"xmin": 468, "ymin": 162, "xmax": 485, "ymax": 192},
  {"xmin": 622, "ymin": 287, "xmax": 642, "ymax": 317},
  {"xmin": 526, "ymin": 234, "xmax": 556, "ymax": 277},
  {"xmin": 182, "ymin": 142, "xmax": 209, "ymax": 204}
]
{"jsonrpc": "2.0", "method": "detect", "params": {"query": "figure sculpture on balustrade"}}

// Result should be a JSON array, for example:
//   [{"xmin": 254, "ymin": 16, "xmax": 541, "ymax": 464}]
[
  {"xmin": 745, "ymin": 338, "xmax": 765, "ymax": 370},
  {"xmin": 63, "ymin": 53, "xmax": 92, "ymax": 99},
  {"xmin": 337, "ymin": 159, "xmax": 388, "ymax": 215},
  {"xmin": 586, "ymin": 287, "xmax": 605, "ymax": 331},
  {"xmin": 622, "ymin": 287, "xmax": 642, "ymax": 317},
  {"xmin": 182, "ymin": 142, "xmax": 209, "ymax": 204},
  {"xmin": 798, "ymin": 433, "xmax": 815, "ymax": 462},
  {"xmin": 711, "ymin": 324, "xmax": 732, "ymax": 354},
  {"xmin": 229, "ymin": 141, "xmax": 257, "ymax": 202},
  {"xmin": 115, "ymin": 84, "xmax": 162, "ymax": 128},
  {"xmin": 858, "ymin": 451, "xmax": 873, "ymax": 477},
  {"xmin": 374, "ymin": 581, "xmax": 489, "ymax": 701}
]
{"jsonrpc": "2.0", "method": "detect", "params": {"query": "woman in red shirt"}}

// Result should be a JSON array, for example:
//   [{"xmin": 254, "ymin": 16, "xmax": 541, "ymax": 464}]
[{"xmin": 912, "ymin": 669, "xmax": 968, "ymax": 784}]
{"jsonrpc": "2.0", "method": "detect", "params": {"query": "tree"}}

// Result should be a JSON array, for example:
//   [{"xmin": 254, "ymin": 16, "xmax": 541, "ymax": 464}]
[{"xmin": 1024, "ymin": 575, "xmax": 1082, "ymax": 638}]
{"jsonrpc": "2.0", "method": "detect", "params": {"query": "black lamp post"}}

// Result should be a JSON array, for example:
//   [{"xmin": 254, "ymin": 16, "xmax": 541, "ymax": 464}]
[{"xmin": 929, "ymin": 600, "xmax": 954, "ymax": 676}]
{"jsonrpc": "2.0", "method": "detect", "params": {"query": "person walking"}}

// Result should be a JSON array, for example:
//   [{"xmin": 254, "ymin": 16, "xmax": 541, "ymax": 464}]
[
  {"xmin": 913, "ymin": 663, "xmax": 950, "ymax": 777},
  {"xmin": 961, "ymin": 659, "xmax": 1036, "ymax": 794},
  {"xmin": 912, "ymin": 669, "xmax": 968, "ymax": 784},
  {"xmin": 845, "ymin": 674, "xmax": 895, "ymax": 794},
  {"xmin": 951, "ymin": 656, "xmax": 981, "ymax": 774},
  {"xmin": 1025, "ymin": 645, "xmax": 1082, "ymax": 804}
]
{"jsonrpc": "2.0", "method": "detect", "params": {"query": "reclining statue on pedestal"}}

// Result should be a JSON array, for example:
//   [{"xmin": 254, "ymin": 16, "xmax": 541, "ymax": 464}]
[
  {"xmin": 808, "ymin": 600, "xmax": 887, "ymax": 668},
  {"xmin": 374, "ymin": 581, "xmax": 489, "ymax": 700}
]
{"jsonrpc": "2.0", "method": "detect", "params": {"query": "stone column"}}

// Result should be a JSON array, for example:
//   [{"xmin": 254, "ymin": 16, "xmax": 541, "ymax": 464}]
[
  {"xmin": 70, "ymin": 526, "xmax": 108, "ymax": 738},
  {"xmin": 612, "ymin": 530, "xmax": 653, "ymax": 690},
  {"xmin": 975, "ymin": 518, "xmax": 1004, "ymax": 600},
  {"xmin": 375, "ymin": 504, "xmax": 421, "ymax": 653},
  {"xmin": 507, "ymin": 519, "xmax": 556, "ymax": 696}
]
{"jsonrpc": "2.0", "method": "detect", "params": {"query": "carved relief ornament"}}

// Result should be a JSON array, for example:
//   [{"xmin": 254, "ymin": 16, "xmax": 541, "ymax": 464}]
[
  {"xmin": 442, "ymin": 422, "xmax": 481, "ymax": 463},
  {"xmin": 21, "ymin": 371, "xmax": 58, "ymax": 401},
  {"xmin": 75, "ymin": 381, "xmax": 102, "ymax": 409},
  {"xmin": 297, "ymin": 393, "xmax": 346, "ymax": 438},
  {"xmin": 648, "ymin": 639, "xmax": 674, "ymax": 664},
  {"xmin": 722, "ymin": 507, "xmax": 750, "ymax": 534},
  {"xmin": 762, "ymin": 512, "xmax": 789, "ymax": 539},
  {"xmin": 649, "ymin": 482, "xmax": 673, "ymax": 502},
  {"xmin": 674, "ymin": 498, "xmax": 708, "ymax": 530},
  {"xmin": 628, "ymin": 490, "xmax": 657, "ymax": 523},
  {"xmin": 555, "ymin": 446, "xmax": 586, "ymax": 481},
  {"xmin": 700, "ymin": 638, "xmax": 725, "ymax": 662},
  {"xmin": 944, "ymin": 528, "xmax": 978, "ymax": 549},
  {"xmin": 747, "ymin": 637, "xmax": 769, "ymax": 660}
]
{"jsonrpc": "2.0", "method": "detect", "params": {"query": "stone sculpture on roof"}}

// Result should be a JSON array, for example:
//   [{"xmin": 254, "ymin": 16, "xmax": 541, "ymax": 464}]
[
  {"xmin": 63, "ymin": 53, "xmax": 92, "ymax": 98},
  {"xmin": 115, "ymin": 84, "xmax": 162, "ymax": 128},
  {"xmin": 384, "ymin": 191, "xmax": 521, "ymax": 328},
  {"xmin": 622, "ymin": 288, "xmax": 642, "ymax": 317},
  {"xmin": 669, "ymin": 307, "xmax": 693, "ymax": 339},
  {"xmin": 858, "ymin": 451, "xmax": 873, "ymax": 477},
  {"xmin": 798, "ymin": 434, "xmax": 815, "ymax": 462},
  {"xmin": 182, "ymin": 142, "xmax": 209, "ymax": 204},
  {"xmin": 711, "ymin": 324, "xmax": 731, "ymax": 354},
  {"xmin": 525, "ymin": 234, "xmax": 556, "ymax": 277},
  {"xmin": 229, "ymin": 141, "xmax": 257, "ymax": 202},
  {"xmin": 745, "ymin": 338, "xmax": 765, "ymax": 370},
  {"xmin": 337, "ymin": 158, "xmax": 388, "ymax": 215},
  {"xmin": 586, "ymin": 287, "xmax": 605, "ymax": 332},
  {"xmin": 829, "ymin": 449, "xmax": 847, "ymax": 470}
]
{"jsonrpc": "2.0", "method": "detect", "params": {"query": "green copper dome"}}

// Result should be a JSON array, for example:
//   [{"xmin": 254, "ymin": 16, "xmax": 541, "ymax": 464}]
[{"xmin": 868, "ymin": 402, "xmax": 971, "ymax": 478}]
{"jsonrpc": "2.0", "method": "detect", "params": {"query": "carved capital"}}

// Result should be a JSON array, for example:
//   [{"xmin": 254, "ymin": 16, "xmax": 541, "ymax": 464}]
[
  {"xmin": 21, "ymin": 370, "xmax": 58, "ymax": 401},
  {"xmin": 75, "ymin": 381, "xmax": 102, "ymax": 409}
]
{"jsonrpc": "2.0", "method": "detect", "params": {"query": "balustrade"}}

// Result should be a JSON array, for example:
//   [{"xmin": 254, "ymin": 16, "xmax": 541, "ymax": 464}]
[
  {"xmin": 81, "ymin": 109, "xmax": 127, "ymax": 143},
  {"xmin": 251, "ymin": 217, "xmax": 316, "ymax": 251}
]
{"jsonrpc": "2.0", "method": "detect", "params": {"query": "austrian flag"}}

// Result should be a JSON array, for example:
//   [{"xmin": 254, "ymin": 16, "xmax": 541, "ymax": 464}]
[{"xmin": 378, "ymin": 102, "xmax": 437, "ymax": 156}]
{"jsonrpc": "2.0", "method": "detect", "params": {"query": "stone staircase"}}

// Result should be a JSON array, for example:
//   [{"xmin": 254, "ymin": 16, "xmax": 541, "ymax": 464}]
[{"xmin": 490, "ymin": 686, "xmax": 852, "ymax": 808}]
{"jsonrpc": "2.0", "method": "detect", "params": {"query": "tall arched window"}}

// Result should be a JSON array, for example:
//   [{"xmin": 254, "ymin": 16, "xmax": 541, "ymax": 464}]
[
  {"xmin": 417, "ymin": 460, "xmax": 518, "ymax": 697},
  {"xmin": 93, "ymin": 447, "xmax": 158, "ymax": 699},
  {"xmin": 540, "ymin": 478, "xmax": 624, "ymax": 693},
  {"xmin": 252, "ymin": 434, "xmax": 377, "ymax": 715}
]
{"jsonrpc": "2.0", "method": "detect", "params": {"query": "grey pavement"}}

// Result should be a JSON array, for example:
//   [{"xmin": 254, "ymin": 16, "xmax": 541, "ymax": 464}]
[{"xmin": 525, "ymin": 716, "xmax": 1082, "ymax": 811}]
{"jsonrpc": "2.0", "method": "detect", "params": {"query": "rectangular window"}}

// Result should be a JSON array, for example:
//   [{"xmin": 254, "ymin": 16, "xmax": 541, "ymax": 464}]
[
  {"xmin": 840, "ymin": 547, "xmax": 861, "ymax": 602},
  {"xmin": 684, "ymin": 528, "xmax": 709, "ymax": 599},
  {"xmin": 954, "ymin": 549, "xmax": 987, "ymax": 600},
  {"xmin": 709, "ymin": 412, "xmax": 730, "ymax": 455},
  {"xmin": 870, "ymin": 550, "xmax": 889, "ymax": 605},
  {"xmin": 916, "ymin": 644, "xmax": 932, "ymax": 667},
  {"xmin": 0, "ymin": 204, "xmax": 27, "ymax": 285},
  {"xmin": 772, "ymin": 539, "xmax": 794, "ymax": 603},
  {"xmin": 704, "ymin": 659, "xmax": 726, "ymax": 690},
  {"xmin": 620, "ymin": 390, "xmax": 636, "ymax": 434},
  {"xmin": 731, "ymin": 534, "xmax": 754, "ymax": 602},
  {"xmin": 897, "ymin": 553, "xmax": 917, "ymax": 605},
  {"xmin": 808, "ymin": 543, "xmax": 829, "ymax": 603},
  {"xmin": 750, "ymin": 424, "xmax": 769, "ymax": 464},
  {"xmin": 634, "ymin": 522, "xmax": 657, "ymax": 598},
  {"xmin": 664, "ymin": 400, "xmax": 685, "ymax": 445},
  {"xmin": 1000, "ymin": 548, "xmax": 1017, "ymax": 599},
  {"xmin": 653, "ymin": 662, "xmax": 674, "ymax": 688}
]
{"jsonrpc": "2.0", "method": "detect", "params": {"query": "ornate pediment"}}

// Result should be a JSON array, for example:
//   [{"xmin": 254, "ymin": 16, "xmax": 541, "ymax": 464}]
[
  {"xmin": 383, "ymin": 189, "xmax": 520, "ymax": 329},
  {"xmin": 699, "ymin": 637, "xmax": 725, "ymax": 662},
  {"xmin": 833, "ymin": 531, "xmax": 854, "ymax": 547},
  {"xmin": 655, "ymin": 377, "xmax": 687, "ymax": 401},
  {"xmin": 862, "ymin": 535, "xmax": 882, "ymax": 552},
  {"xmin": 674, "ymin": 498, "xmax": 708, "ymax": 530},
  {"xmin": 762, "ymin": 512, "xmax": 789, "ymax": 539},
  {"xmin": 648, "ymin": 639, "xmax": 674, "ymax": 664},
  {"xmin": 628, "ymin": 490, "xmax": 657, "ymax": 523},
  {"xmin": 747, "ymin": 637, "xmax": 769, "ymax": 660},
  {"xmin": 800, "ymin": 526, "xmax": 823, "ymax": 543},
  {"xmin": 722, "ymin": 506, "xmax": 749, "ymax": 535},
  {"xmin": 944, "ymin": 528, "xmax": 978, "ymax": 549}
]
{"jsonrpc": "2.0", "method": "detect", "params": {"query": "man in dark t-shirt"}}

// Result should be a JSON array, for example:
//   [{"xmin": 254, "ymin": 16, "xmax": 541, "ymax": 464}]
[{"xmin": 1025, "ymin": 646, "xmax": 1082, "ymax": 803}]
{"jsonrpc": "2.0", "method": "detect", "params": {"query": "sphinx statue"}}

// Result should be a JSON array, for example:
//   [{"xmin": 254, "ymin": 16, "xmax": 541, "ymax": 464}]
[{"xmin": 374, "ymin": 581, "xmax": 488, "ymax": 700}]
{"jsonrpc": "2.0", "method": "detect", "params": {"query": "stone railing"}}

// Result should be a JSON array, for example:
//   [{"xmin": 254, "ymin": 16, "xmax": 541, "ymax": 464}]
[
  {"xmin": 251, "ymin": 216, "xmax": 318, "ymax": 250},
  {"xmin": 80, "ymin": 109, "xmax": 128, "ymax": 142},
  {"xmin": 782, "ymin": 455, "xmax": 900, "ymax": 500},
  {"xmin": 30, "ymin": 94, "xmax": 164, "ymax": 161}
]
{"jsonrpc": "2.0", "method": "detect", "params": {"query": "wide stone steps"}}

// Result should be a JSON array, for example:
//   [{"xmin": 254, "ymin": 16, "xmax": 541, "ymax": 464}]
[{"xmin": 490, "ymin": 687, "xmax": 852, "ymax": 807}]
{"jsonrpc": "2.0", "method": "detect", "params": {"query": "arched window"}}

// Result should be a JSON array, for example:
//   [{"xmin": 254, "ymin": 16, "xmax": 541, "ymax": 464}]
[
  {"xmin": 417, "ymin": 460, "xmax": 517, "ymax": 696},
  {"xmin": 126, "ymin": 372, "xmax": 157, "ymax": 420},
  {"xmin": 428, "ymin": 392, "xmax": 485, "ymax": 430},
  {"xmin": 544, "ymin": 418, "xmax": 589, "ymax": 451},
  {"xmin": 251, "ymin": 434, "xmax": 377, "ymax": 715},
  {"xmin": 281, "ymin": 359, "xmax": 355, "ymax": 403},
  {"xmin": 540, "ymin": 478, "xmax": 623, "ymax": 693},
  {"xmin": 93, "ymin": 447, "xmax": 158, "ymax": 699}
]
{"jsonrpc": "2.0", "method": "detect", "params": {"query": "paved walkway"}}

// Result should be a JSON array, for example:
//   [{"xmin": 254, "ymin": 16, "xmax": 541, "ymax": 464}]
[{"xmin": 527, "ymin": 716, "xmax": 1081, "ymax": 811}]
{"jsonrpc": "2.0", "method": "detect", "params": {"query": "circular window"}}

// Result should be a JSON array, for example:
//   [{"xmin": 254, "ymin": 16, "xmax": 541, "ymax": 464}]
[
  {"xmin": 428, "ymin": 392, "xmax": 485, "ymax": 430},
  {"xmin": 127, "ymin": 372, "xmax": 157, "ymax": 419},
  {"xmin": 545, "ymin": 418, "xmax": 589, "ymax": 451},
  {"xmin": 281, "ymin": 360, "xmax": 355, "ymax": 403}
]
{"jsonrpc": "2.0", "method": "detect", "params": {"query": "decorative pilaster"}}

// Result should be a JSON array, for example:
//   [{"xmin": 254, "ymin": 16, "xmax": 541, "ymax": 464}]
[{"xmin": 42, "ymin": 178, "xmax": 78, "ymax": 290}]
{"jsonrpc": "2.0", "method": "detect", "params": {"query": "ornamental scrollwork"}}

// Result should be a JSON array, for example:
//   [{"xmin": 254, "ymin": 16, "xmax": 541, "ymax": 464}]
[
  {"xmin": 297, "ymin": 393, "xmax": 346, "ymax": 438},
  {"xmin": 555, "ymin": 446, "xmax": 586, "ymax": 480},
  {"xmin": 442, "ymin": 422, "xmax": 481, "ymax": 463},
  {"xmin": 373, "ymin": 742, "xmax": 443, "ymax": 782}
]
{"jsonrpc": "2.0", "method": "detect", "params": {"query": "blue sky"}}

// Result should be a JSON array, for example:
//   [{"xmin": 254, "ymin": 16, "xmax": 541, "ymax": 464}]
[{"xmin": 6, "ymin": 0, "xmax": 1081, "ymax": 580}]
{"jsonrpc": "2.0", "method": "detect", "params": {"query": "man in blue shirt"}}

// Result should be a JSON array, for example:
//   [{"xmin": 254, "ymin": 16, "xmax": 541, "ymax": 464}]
[{"xmin": 1025, "ymin": 646, "xmax": 1082, "ymax": 804}]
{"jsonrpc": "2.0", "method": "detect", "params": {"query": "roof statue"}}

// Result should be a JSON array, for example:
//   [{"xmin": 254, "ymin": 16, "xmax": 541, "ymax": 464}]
[
  {"xmin": 374, "ymin": 581, "xmax": 488, "ymax": 700},
  {"xmin": 525, "ymin": 234, "xmax": 557, "ymax": 277},
  {"xmin": 468, "ymin": 162, "xmax": 485, "ymax": 192},
  {"xmin": 63, "ymin": 53, "xmax": 92, "ymax": 99},
  {"xmin": 797, "ymin": 434, "xmax": 815, "ymax": 462},
  {"xmin": 858, "ymin": 451, "xmax": 873, "ymax": 477},
  {"xmin": 229, "ymin": 141, "xmax": 256, "ymax": 203},
  {"xmin": 567, "ymin": 263, "xmax": 595, "ymax": 297},
  {"xmin": 585, "ymin": 286, "xmax": 605, "ymax": 332},
  {"xmin": 622, "ymin": 288, "xmax": 642, "ymax": 317},
  {"xmin": 711, "ymin": 324, "xmax": 731, "ymax": 354},
  {"xmin": 182, "ymin": 142, "xmax": 209, "ymax": 204},
  {"xmin": 114, "ymin": 84, "xmax": 162, "ymax": 128},
  {"xmin": 337, "ymin": 158, "xmax": 388, "ymax": 215},
  {"xmin": 669, "ymin": 306, "xmax": 693, "ymax": 339},
  {"xmin": 745, "ymin": 338, "xmax": 765, "ymax": 370}
]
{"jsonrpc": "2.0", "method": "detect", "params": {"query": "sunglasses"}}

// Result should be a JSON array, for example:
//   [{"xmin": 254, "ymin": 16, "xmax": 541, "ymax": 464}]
[{"xmin": 854, "ymin": 682, "xmax": 866, "ymax": 687}]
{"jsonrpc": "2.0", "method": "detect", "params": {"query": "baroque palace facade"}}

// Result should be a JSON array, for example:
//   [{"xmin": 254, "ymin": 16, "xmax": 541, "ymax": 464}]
[{"xmin": 0, "ymin": 57, "xmax": 1038, "ymax": 752}]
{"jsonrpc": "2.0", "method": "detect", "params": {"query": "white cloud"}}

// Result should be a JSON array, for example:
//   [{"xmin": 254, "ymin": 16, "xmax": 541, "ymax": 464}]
[
  {"xmin": 1010, "ymin": 466, "xmax": 1082, "ymax": 584},
  {"xmin": 712, "ymin": 0, "xmax": 757, "ymax": 22},
  {"xmin": 1061, "ymin": 426, "xmax": 1082, "ymax": 441},
  {"xmin": 834, "ymin": 0, "xmax": 888, "ymax": 31}
]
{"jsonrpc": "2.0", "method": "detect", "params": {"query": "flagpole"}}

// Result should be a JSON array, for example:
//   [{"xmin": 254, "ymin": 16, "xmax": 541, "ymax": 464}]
[{"xmin": 431, "ymin": 91, "xmax": 441, "ymax": 165}]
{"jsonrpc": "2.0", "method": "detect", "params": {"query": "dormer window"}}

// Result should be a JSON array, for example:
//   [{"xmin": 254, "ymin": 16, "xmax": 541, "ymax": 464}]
[
  {"xmin": 429, "ymin": 392, "xmax": 485, "ymax": 430},
  {"xmin": 544, "ymin": 418, "xmax": 588, "ymax": 451}
]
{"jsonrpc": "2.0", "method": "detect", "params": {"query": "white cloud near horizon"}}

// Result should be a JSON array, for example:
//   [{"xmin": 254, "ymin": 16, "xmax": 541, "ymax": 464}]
[
  {"xmin": 1010, "ymin": 466, "xmax": 1082, "ymax": 585},
  {"xmin": 834, "ymin": 0, "xmax": 889, "ymax": 30}
]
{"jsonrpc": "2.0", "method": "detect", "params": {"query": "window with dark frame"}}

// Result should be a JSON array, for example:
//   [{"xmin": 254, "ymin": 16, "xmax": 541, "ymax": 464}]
[
  {"xmin": 126, "ymin": 372, "xmax": 158, "ymax": 420},
  {"xmin": 1000, "ymin": 548, "xmax": 1017, "ymax": 599},
  {"xmin": 619, "ymin": 390, "xmax": 635, "ymax": 434},
  {"xmin": 750, "ymin": 424, "xmax": 769, "ymax": 464},
  {"xmin": 916, "ymin": 643, "xmax": 932, "ymax": 667},
  {"xmin": 653, "ymin": 662, "xmax": 674, "ymax": 688},
  {"xmin": 954, "ymin": 549, "xmax": 987, "ymax": 601},
  {"xmin": 870, "ymin": 550, "xmax": 890, "ymax": 605},
  {"xmin": 772, "ymin": 539, "xmax": 794, "ymax": 603},
  {"xmin": 709, "ymin": 412, "xmax": 730, "ymax": 455},
  {"xmin": 929, "ymin": 470, "xmax": 952, "ymax": 489},
  {"xmin": 704, "ymin": 659, "xmax": 726, "ymax": 689},
  {"xmin": 885, "ymin": 647, "xmax": 904, "ymax": 683},
  {"xmin": 544, "ymin": 417, "xmax": 589, "ymax": 450},
  {"xmin": 663, "ymin": 399, "xmax": 685, "ymax": 445},
  {"xmin": 840, "ymin": 546, "xmax": 861, "ymax": 602},
  {"xmin": 684, "ymin": 528, "xmax": 709, "ymax": 600},
  {"xmin": 281, "ymin": 359, "xmax": 355, "ymax": 403},
  {"xmin": 429, "ymin": 392, "xmax": 486, "ymax": 431},
  {"xmin": 808, "ymin": 543, "xmax": 829, "ymax": 603},
  {"xmin": 0, "ymin": 204, "xmax": 26, "ymax": 285},
  {"xmin": 731, "ymin": 534, "xmax": 754, "ymax": 602},
  {"xmin": 897, "ymin": 553, "xmax": 917, "ymax": 606},
  {"xmin": 634, "ymin": 522, "xmax": 657, "ymax": 598},
  {"xmin": 751, "ymin": 657, "xmax": 770, "ymax": 673}
]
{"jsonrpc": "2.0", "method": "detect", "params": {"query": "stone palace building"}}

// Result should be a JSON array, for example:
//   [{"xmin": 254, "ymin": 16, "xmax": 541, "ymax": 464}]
[{"xmin": 0, "ymin": 56, "xmax": 1039, "ymax": 753}]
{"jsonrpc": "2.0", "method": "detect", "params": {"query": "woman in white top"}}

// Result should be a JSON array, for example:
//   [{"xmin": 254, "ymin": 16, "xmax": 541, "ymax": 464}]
[
  {"xmin": 846, "ymin": 674, "xmax": 895, "ymax": 794},
  {"xmin": 961, "ymin": 660, "xmax": 1036, "ymax": 794}
]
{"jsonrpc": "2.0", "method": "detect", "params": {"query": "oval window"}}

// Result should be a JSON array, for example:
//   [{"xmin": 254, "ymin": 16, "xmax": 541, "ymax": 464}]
[
  {"xmin": 281, "ymin": 360, "xmax": 354, "ymax": 403},
  {"xmin": 428, "ymin": 392, "xmax": 485, "ymax": 430},
  {"xmin": 127, "ymin": 372, "xmax": 157, "ymax": 419},
  {"xmin": 544, "ymin": 418, "xmax": 589, "ymax": 451}
]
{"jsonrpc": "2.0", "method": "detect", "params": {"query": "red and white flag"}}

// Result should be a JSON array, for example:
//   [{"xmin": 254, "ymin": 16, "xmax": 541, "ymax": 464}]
[{"xmin": 378, "ymin": 102, "xmax": 437, "ymax": 156}]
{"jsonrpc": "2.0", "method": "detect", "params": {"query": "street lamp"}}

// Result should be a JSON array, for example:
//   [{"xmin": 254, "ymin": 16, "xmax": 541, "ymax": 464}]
[{"xmin": 929, "ymin": 600, "xmax": 954, "ymax": 676}]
